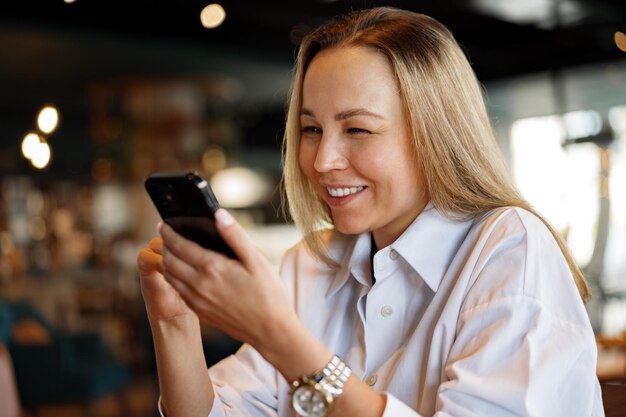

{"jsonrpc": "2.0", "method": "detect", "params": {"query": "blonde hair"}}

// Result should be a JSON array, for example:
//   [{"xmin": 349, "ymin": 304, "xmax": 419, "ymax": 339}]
[{"xmin": 282, "ymin": 7, "xmax": 591, "ymax": 301}]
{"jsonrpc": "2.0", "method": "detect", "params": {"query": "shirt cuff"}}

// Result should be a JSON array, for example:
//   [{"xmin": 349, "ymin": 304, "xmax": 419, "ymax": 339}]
[{"xmin": 381, "ymin": 393, "xmax": 422, "ymax": 417}]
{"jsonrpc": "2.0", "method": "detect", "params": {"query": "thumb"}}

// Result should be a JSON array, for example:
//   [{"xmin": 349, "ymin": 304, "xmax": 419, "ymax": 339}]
[{"xmin": 214, "ymin": 208, "xmax": 257, "ymax": 266}]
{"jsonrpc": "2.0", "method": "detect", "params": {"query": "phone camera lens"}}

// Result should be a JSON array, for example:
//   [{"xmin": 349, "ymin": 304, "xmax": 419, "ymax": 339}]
[{"xmin": 162, "ymin": 192, "xmax": 173, "ymax": 206}]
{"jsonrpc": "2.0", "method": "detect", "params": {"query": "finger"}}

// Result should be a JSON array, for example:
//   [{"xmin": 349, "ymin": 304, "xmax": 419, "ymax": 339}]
[
  {"xmin": 148, "ymin": 236, "xmax": 164, "ymax": 255},
  {"xmin": 214, "ymin": 209, "xmax": 259, "ymax": 268},
  {"xmin": 160, "ymin": 252, "xmax": 213, "ymax": 316},
  {"xmin": 161, "ymin": 241, "xmax": 202, "ymax": 287},
  {"xmin": 162, "ymin": 268, "xmax": 202, "ymax": 310},
  {"xmin": 137, "ymin": 246, "xmax": 164, "ymax": 275},
  {"xmin": 159, "ymin": 222, "xmax": 225, "ymax": 270}
]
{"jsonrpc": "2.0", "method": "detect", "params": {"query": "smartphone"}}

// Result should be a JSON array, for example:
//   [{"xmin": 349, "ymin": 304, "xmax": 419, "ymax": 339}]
[{"xmin": 144, "ymin": 171, "xmax": 237, "ymax": 259}]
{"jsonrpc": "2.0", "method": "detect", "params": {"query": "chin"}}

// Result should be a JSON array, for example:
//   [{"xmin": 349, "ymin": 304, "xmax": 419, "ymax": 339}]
[{"xmin": 332, "ymin": 219, "xmax": 369, "ymax": 236}]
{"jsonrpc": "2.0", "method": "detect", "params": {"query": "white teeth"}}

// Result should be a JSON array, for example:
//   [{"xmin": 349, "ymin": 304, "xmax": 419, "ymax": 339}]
[{"xmin": 327, "ymin": 186, "xmax": 364, "ymax": 197}]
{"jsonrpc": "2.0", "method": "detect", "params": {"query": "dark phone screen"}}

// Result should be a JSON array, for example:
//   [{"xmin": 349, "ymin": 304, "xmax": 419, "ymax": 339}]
[{"xmin": 145, "ymin": 173, "xmax": 237, "ymax": 259}]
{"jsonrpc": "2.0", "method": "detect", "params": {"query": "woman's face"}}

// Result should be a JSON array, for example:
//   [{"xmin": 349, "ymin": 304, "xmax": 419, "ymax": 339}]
[{"xmin": 298, "ymin": 45, "xmax": 429, "ymax": 249}]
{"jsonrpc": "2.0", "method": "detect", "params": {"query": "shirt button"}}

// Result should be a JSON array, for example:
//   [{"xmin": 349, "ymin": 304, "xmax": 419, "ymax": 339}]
[
  {"xmin": 381, "ymin": 305, "xmax": 393, "ymax": 317},
  {"xmin": 389, "ymin": 249, "xmax": 399, "ymax": 260},
  {"xmin": 366, "ymin": 374, "xmax": 378, "ymax": 386}
]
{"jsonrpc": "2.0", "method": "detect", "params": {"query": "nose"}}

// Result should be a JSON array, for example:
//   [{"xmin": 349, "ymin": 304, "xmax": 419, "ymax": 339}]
[{"xmin": 313, "ymin": 134, "xmax": 348, "ymax": 173}]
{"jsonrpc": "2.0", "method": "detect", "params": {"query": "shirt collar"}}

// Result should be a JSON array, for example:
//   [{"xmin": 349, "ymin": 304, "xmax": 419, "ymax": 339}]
[
  {"xmin": 391, "ymin": 202, "xmax": 474, "ymax": 292},
  {"xmin": 326, "ymin": 202, "xmax": 474, "ymax": 297},
  {"xmin": 325, "ymin": 233, "xmax": 366, "ymax": 297}
]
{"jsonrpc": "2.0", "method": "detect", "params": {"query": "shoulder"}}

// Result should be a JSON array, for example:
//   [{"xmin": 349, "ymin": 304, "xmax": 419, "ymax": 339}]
[
  {"xmin": 456, "ymin": 206, "xmax": 593, "ymax": 346},
  {"xmin": 473, "ymin": 206, "xmax": 547, "ymax": 241},
  {"xmin": 470, "ymin": 206, "xmax": 557, "ymax": 264},
  {"xmin": 462, "ymin": 206, "xmax": 578, "ymax": 310}
]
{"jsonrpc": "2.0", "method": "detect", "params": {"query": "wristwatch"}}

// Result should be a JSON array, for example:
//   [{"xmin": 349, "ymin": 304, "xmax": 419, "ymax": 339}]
[{"xmin": 290, "ymin": 355, "xmax": 352, "ymax": 417}]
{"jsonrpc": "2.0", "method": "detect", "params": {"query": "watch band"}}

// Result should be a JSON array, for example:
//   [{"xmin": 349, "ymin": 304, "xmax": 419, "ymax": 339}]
[
  {"xmin": 313, "ymin": 355, "xmax": 352, "ymax": 396},
  {"xmin": 290, "ymin": 355, "xmax": 352, "ymax": 417}
]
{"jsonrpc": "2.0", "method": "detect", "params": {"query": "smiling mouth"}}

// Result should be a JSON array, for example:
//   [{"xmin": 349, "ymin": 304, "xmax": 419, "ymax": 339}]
[{"xmin": 326, "ymin": 186, "xmax": 365, "ymax": 197}]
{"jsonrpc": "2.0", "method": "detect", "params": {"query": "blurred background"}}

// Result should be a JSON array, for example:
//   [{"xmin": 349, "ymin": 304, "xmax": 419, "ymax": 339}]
[{"xmin": 0, "ymin": 0, "xmax": 625, "ymax": 416}]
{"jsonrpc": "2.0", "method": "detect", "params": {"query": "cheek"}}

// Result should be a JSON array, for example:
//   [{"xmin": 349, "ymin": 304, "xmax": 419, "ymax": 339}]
[
  {"xmin": 365, "ymin": 151, "xmax": 388, "ymax": 169},
  {"xmin": 298, "ymin": 144, "xmax": 316, "ymax": 180},
  {"xmin": 359, "ymin": 147, "xmax": 418, "ymax": 188},
  {"xmin": 353, "ymin": 146, "xmax": 394, "ymax": 178}
]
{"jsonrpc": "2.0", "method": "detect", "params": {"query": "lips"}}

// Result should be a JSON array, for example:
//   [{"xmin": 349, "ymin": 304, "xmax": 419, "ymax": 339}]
[{"xmin": 326, "ymin": 186, "xmax": 365, "ymax": 197}]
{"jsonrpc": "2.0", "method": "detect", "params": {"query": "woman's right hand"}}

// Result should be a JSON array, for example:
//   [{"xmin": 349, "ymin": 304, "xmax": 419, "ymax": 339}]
[
  {"xmin": 137, "ymin": 236, "xmax": 213, "ymax": 417},
  {"xmin": 137, "ymin": 235, "xmax": 195, "ymax": 323}
]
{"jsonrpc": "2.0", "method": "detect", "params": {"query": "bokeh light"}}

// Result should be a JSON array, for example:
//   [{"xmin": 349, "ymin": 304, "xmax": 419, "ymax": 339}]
[
  {"xmin": 615, "ymin": 31, "xmax": 626, "ymax": 53},
  {"xmin": 21, "ymin": 132, "xmax": 42, "ymax": 160},
  {"xmin": 37, "ymin": 105, "xmax": 59, "ymax": 134},
  {"xmin": 30, "ymin": 140, "xmax": 51, "ymax": 169},
  {"xmin": 200, "ymin": 4, "xmax": 226, "ymax": 29}
]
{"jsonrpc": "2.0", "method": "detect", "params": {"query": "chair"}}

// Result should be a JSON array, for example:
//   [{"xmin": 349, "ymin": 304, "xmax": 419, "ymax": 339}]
[
  {"xmin": 0, "ymin": 299, "xmax": 130, "ymax": 411},
  {"xmin": 601, "ymin": 381, "xmax": 626, "ymax": 417}
]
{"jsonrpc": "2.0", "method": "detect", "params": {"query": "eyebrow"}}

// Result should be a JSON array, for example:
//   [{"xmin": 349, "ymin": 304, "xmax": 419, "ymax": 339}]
[{"xmin": 301, "ymin": 108, "xmax": 385, "ymax": 121}]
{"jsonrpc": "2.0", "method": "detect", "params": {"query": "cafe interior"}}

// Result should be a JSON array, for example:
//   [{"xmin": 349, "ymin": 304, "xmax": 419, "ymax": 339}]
[{"xmin": 1, "ymin": 0, "xmax": 626, "ymax": 416}]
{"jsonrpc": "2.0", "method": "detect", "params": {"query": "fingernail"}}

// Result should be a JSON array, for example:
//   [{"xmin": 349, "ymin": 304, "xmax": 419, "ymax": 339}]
[
  {"xmin": 157, "ymin": 222, "xmax": 163, "ymax": 232},
  {"xmin": 215, "ymin": 208, "xmax": 234, "ymax": 228}
]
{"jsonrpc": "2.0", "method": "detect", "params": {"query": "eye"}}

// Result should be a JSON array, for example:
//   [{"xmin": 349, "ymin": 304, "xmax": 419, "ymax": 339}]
[
  {"xmin": 347, "ymin": 127, "xmax": 371, "ymax": 135},
  {"xmin": 302, "ymin": 126, "xmax": 322, "ymax": 135}
]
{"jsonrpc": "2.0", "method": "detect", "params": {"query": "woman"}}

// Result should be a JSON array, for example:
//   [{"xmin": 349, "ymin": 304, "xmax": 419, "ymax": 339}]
[{"xmin": 137, "ymin": 7, "xmax": 604, "ymax": 417}]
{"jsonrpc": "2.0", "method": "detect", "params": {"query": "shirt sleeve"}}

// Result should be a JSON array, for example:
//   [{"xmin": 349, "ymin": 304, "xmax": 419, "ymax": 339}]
[
  {"xmin": 378, "ymin": 296, "xmax": 601, "ymax": 417},
  {"xmin": 382, "ymin": 393, "xmax": 426, "ymax": 417},
  {"xmin": 435, "ymin": 296, "xmax": 601, "ymax": 416},
  {"xmin": 432, "ymin": 209, "xmax": 602, "ymax": 417},
  {"xmin": 206, "ymin": 343, "xmax": 280, "ymax": 417}
]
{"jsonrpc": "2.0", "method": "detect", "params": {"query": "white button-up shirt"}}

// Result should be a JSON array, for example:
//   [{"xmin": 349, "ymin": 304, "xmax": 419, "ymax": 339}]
[{"xmin": 198, "ymin": 204, "xmax": 604, "ymax": 416}]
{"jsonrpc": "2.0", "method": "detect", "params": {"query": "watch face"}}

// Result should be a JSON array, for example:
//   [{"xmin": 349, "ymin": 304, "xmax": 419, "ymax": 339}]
[{"xmin": 292, "ymin": 385, "xmax": 330, "ymax": 417}]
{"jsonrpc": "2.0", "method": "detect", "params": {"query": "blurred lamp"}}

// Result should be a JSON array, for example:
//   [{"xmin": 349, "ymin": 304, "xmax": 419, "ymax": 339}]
[
  {"xmin": 21, "ymin": 132, "xmax": 42, "ymax": 160},
  {"xmin": 200, "ymin": 3, "xmax": 226, "ymax": 29},
  {"xmin": 30, "ymin": 140, "xmax": 51, "ymax": 169},
  {"xmin": 210, "ymin": 167, "xmax": 272, "ymax": 208},
  {"xmin": 615, "ymin": 31, "xmax": 626, "ymax": 52},
  {"xmin": 609, "ymin": 105, "xmax": 626, "ymax": 133},
  {"xmin": 37, "ymin": 105, "xmax": 59, "ymax": 134},
  {"xmin": 563, "ymin": 110, "xmax": 602, "ymax": 140},
  {"xmin": 21, "ymin": 132, "xmax": 51, "ymax": 169}
]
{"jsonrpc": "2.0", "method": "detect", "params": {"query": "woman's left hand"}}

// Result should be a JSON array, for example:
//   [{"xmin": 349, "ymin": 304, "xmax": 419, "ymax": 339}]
[{"xmin": 158, "ymin": 208, "xmax": 298, "ymax": 354}]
